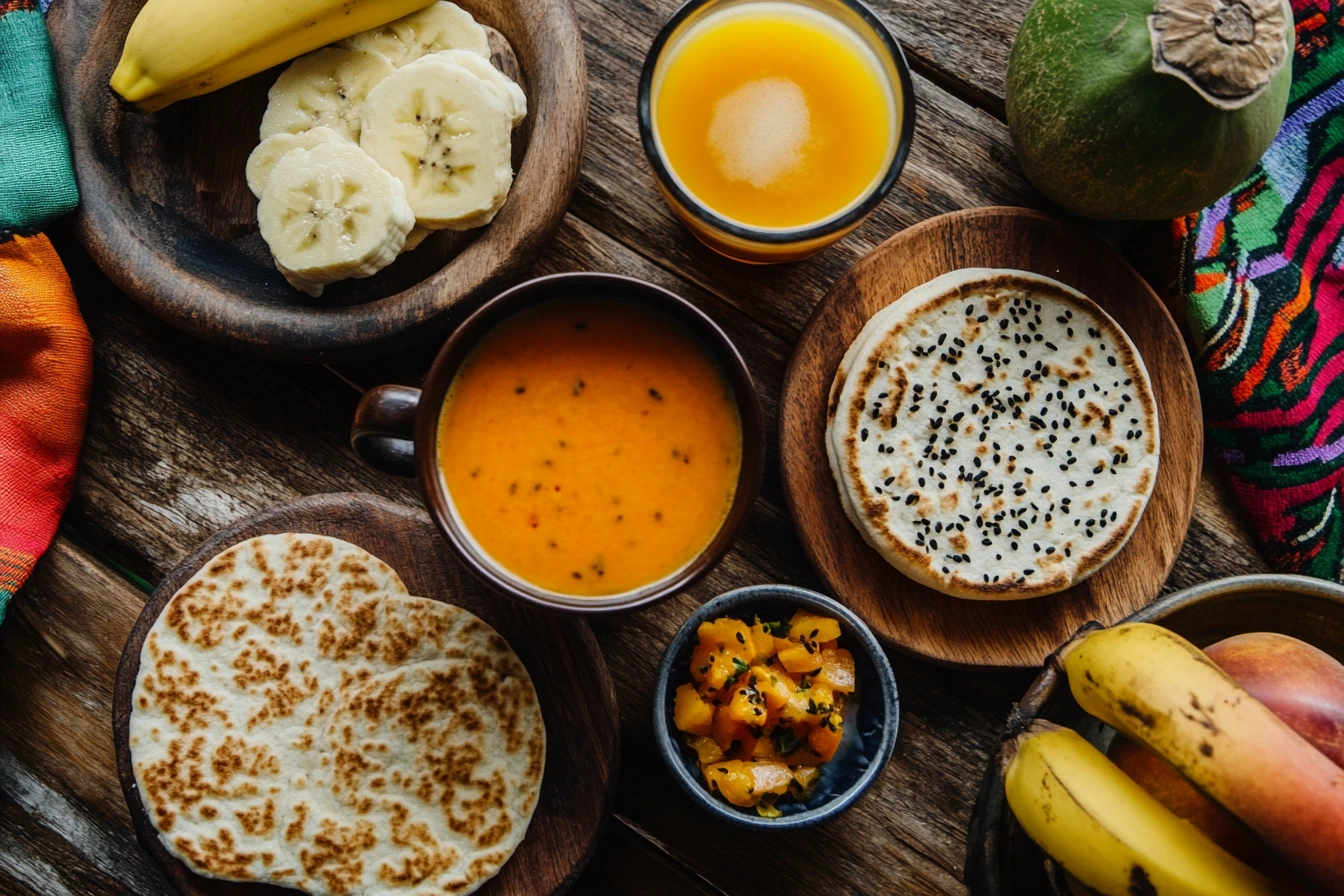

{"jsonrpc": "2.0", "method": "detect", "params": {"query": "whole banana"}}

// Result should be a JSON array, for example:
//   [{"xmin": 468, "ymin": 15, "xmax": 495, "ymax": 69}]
[
  {"xmin": 110, "ymin": 0, "xmax": 435, "ymax": 111},
  {"xmin": 1002, "ymin": 720, "xmax": 1279, "ymax": 896},
  {"xmin": 1061, "ymin": 623, "xmax": 1344, "ymax": 894}
]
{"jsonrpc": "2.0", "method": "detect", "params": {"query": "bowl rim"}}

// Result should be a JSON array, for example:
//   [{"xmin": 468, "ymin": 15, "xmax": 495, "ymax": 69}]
[
  {"xmin": 963, "ymin": 573, "xmax": 1344, "ymax": 896},
  {"xmin": 653, "ymin": 584, "xmax": 900, "ymax": 828},
  {"xmin": 635, "ymin": 0, "xmax": 916, "ymax": 245},
  {"xmin": 413, "ymin": 272, "xmax": 767, "ymax": 615},
  {"xmin": 51, "ymin": 0, "xmax": 589, "ymax": 362}
]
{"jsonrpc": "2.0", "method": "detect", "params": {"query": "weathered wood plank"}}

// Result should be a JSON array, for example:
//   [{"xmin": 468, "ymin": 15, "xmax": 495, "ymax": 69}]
[
  {"xmin": 574, "ymin": 818, "xmax": 729, "ymax": 896},
  {"xmin": 0, "ymin": 539, "xmax": 176, "ymax": 896}
]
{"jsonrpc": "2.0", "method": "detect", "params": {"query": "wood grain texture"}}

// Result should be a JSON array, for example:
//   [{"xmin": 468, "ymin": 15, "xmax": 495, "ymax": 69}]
[
  {"xmin": 110, "ymin": 494, "xmax": 618, "ymax": 896},
  {"xmin": 781, "ymin": 208, "xmax": 1203, "ymax": 669},
  {"xmin": 46, "ymin": 0, "xmax": 587, "ymax": 362}
]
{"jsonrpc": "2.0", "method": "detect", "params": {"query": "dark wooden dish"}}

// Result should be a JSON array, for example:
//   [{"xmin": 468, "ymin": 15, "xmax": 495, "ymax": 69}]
[
  {"xmin": 111, "ymin": 493, "xmax": 619, "ymax": 896},
  {"xmin": 964, "ymin": 574, "xmax": 1344, "ymax": 896},
  {"xmin": 46, "ymin": 0, "xmax": 587, "ymax": 362},
  {"xmin": 779, "ymin": 206, "xmax": 1203, "ymax": 669}
]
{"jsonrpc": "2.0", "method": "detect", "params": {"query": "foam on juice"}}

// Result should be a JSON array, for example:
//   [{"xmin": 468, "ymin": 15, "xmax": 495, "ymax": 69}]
[{"xmin": 706, "ymin": 77, "xmax": 812, "ymax": 189}]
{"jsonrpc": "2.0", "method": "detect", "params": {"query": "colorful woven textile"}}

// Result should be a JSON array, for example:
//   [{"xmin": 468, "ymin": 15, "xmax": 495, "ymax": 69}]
[
  {"xmin": 0, "ymin": 0, "xmax": 78, "ymax": 236},
  {"xmin": 0, "ymin": 234, "xmax": 91, "ymax": 624},
  {"xmin": 1177, "ymin": 0, "xmax": 1344, "ymax": 581}
]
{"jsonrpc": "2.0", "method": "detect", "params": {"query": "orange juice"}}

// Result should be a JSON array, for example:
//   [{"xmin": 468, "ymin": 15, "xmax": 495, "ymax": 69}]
[{"xmin": 652, "ymin": 1, "xmax": 897, "ymax": 230}]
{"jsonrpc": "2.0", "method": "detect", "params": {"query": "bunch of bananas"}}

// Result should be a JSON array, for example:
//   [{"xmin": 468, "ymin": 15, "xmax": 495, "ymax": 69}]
[{"xmin": 1002, "ymin": 623, "xmax": 1344, "ymax": 895}]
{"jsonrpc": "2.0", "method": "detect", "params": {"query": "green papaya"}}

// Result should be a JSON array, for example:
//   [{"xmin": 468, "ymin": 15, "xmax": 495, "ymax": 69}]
[{"xmin": 1006, "ymin": 0, "xmax": 1293, "ymax": 220}]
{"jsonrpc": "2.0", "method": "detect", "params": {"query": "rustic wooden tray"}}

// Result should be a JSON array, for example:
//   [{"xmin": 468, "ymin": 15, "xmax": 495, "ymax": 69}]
[
  {"xmin": 46, "ymin": 0, "xmax": 587, "ymax": 362},
  {"xmin": 779, "ymin": 207, "xmax": 1202, "ymax": 669},
  {"xmin": 963, "ymin": 574, "xmax": 1344, "ymax": 895},
  {"xmin": 111, "ymin": 493, "xmax": 618, "ymax": 896}
]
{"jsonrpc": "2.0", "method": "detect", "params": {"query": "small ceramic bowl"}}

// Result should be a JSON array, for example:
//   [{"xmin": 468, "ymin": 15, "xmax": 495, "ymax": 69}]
[{"xmin": 653, "ymin": 585, "xmax": 899, "ymax": 828}]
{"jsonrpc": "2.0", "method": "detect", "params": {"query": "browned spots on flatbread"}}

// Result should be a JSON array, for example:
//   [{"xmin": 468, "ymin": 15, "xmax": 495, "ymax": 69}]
[
  {"xmin": 285, "ymin": 801, "xmax": 308, "ymax": 843},
  {"xmin": 235, "ymin": 798, "xmax": 277, "ymax": 837},
  {"xmin": 174, "ymin": 828, "xmax": 257, "ymax": 880},
  {"xmin": 379, "ymin": 803, "xmax": 461, "ymax": 886},
  {"xmin": 299, "ymin": 818, "xmax": 377, "ymax": 896}
]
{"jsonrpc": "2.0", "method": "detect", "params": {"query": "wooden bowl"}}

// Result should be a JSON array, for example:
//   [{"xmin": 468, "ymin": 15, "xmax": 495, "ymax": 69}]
[
  {"xmin": 779, "ymin": 207, "xmax": 1202, "ymax": 669},
  {"xmin": 112, "ymin": 493, "xmax": 619, "ymax": 896},
  {"xmin": 46, "ymin": 0, "xmax": 587, "ymax": 362},
  {"xmin": 963, "ymin": 574, "xmax": 1344, "ymax": 896}
]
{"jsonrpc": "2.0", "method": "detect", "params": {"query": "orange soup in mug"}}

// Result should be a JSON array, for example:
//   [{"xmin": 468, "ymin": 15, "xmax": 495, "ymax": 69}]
[{"xmin": 437, "ymin": 298, "xmax": 743, "ymax": 597}]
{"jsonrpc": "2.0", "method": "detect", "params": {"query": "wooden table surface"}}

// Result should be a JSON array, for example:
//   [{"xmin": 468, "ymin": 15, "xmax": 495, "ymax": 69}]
[{"xmin": 0, "ymin": 1, "xmax": 1274, "ymax": 893}]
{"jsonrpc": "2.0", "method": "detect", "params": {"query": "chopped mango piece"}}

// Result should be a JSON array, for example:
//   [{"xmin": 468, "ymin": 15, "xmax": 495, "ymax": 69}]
[
  {"xmin": 751, "ymin": 736, "xmax": 779, "ymax": 761},
  {"xmin": 792, "ymin": 765, "xmax": 821, "ymax": 794},
  {"xmin": 809, "ymin": 713, "xmax": 844, "ymax": 762},
  {"xmin": 749, "ymin": 621, "xmax": 777, "ymax": 658},
  {"xmin": 704, "ymin": 761, "xmax": 756, "ymax": 807},
  {"xmin": 751, "ymin": 664, "xmax": 795, "ymax": 711},
  {"xmin": 712, "ymin": 707, "xmax": 756, "ymax": 755},
  {"xmin": 817, "ymin": 648, "xmax": 856, "ymax": 693},
  {"xmin": 725, "ymin": 685, "xmax": 769, "ymax": 728},
  {"xmin": 788, "ymin": 611, "xmax": 842, "ymax": 644},
  {"xmin": 698, "ymin": 617, "xmax": 755, "ymax": 661},
  {"xmin": 749, "ymin": 761, "xmax": 794, "ymax": 796},
  {"xmin": 778, "ymin": 644, "xmax": 823, "ymax": 675},
  {"xmin": 673, "ymin": 682, "xmax": 714, "ymax": 736},
  {"xmin": 687, "ymin": 735, "xmax": 725, "ymax": 765}
]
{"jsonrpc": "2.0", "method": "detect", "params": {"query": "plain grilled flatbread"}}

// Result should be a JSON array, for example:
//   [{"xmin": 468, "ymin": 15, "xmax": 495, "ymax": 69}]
[
  {"xmin": 826, "ymin": 269, "xmax": 1160, "ymax": 600},
  {"xmin": 128, "ymin": 534, "xmax": 545, "ymax": 896}
]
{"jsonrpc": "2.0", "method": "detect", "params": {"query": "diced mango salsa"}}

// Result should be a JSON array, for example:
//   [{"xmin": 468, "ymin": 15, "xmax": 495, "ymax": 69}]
[
  {"xmin": 678, "ymin": 609, "xmax": 854, "ymax": 810},
  {"xmin": 789, "ymin": 610, "xmax": 842, "ymax": 644},
  {"xmin": 673, "ymin": 682, "xmax": 715, "ymax": 736},
  {"xmin": 817, "ymin": 648, "xmax": 856, "ymax": 693}
]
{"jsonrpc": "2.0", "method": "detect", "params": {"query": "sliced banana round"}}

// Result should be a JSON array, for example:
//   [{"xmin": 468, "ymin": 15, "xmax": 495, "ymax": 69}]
[
  {"xmin": 360, "ymin": 62, "xmax": 514, "ymax": 231},
  {"xmin": 259, "ymin": 48, "xmax": 394, "ymax": 143},
  {"xmin": 402, "ymin": 225, "xmax": 433, "ymax": 251},
  {"xmin": 245, "ymin": 126, "xmax": 348, "ymax": 198},
  {"xmin": 406, "ymin": 50, "xmax": 526, "ymax": 126},
  {"xmin": 258, "ymin": 142, "xmax": 414, "ymax": 297},
  {"xmin": 338, "ymin": 1, "xmax": 490, "ymax": 67}
]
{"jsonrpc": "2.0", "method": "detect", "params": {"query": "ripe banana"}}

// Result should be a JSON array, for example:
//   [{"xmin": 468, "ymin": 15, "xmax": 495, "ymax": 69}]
[
  {"xmin": 110, "ymin": 0, "xmax": 435, "ymax": 112},
  {"xmin": 1061, "ymin": 623, "xmax": 1344, "ymax": 894},
  {"xmin": 339, "ymin": 1, "xmax": 490, "ymax": 67},
  {"xmin": 1002, "ymin": 720, "xmax": 1278, "ymax": 896},
  {"xmin": 257, "ymin": 142, "xmax": 413, "ymax": 297}
]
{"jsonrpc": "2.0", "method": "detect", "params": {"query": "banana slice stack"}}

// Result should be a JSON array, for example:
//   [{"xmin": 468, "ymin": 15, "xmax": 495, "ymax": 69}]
[{"xmin": 246, "ymin": 1, "xmax": 525, "ymax": 297}]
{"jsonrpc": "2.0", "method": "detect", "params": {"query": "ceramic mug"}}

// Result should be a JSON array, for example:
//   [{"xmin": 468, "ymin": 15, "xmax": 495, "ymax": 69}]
[{"xmin": 351, "ymin": 272, "xmax": 765, "ymax": 613}]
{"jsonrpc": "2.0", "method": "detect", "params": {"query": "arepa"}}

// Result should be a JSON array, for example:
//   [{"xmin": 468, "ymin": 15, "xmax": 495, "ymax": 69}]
[
  {"xmin": 128, "ymin": 533, "xmax": 545, "ymax": 895},
  {"xmin": 826, "ymin": 269, "xmax": 1159, "ymax": 599}
]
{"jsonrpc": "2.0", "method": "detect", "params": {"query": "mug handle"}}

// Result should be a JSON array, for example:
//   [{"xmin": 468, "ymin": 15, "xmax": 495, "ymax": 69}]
[{"xmin": 351, "ymin": 384, "xmax": 422, "ymax": 477}]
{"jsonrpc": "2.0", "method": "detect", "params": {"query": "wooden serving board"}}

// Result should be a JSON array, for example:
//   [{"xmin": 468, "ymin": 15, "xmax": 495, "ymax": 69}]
[
  {"xmin": 110, "ymin": 493, "xmax": 619, "ymax": 896},
  {"xmin": 779, "ymin": 207, "xmax": 1202, "ymax": 669},
  {"xmin": 46, "ymin": 0, "xmax": 587, "ymax": 362}
]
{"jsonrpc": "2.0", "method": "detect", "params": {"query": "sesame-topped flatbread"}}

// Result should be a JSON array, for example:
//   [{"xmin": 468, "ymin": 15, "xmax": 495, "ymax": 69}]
[
  {"xmin": 128, "ymin": 533, "xmax": 545, "ymax": 895},
  {"xmin": 825, "ymin": 269, "xmax": 1160, "ymax": 600}
]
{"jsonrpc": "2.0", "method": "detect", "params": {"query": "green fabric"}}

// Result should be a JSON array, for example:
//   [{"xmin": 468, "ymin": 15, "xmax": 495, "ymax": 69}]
[{"xmin": 0, "ymin": 7, "xmax": 77, "ymax": 235}]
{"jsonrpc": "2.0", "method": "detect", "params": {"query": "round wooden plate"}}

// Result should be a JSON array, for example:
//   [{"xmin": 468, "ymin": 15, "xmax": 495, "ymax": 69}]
[
  {"xmin": 46, "ymin": 0, "xmax": 587, "ymax": 362},
  {"xmin": 779, "ymin": 207, "xmax": 1202, "ymax": 670},
  {"xmin": 111, "ymin": 493, "xmax": 619, "ymax": 895}
]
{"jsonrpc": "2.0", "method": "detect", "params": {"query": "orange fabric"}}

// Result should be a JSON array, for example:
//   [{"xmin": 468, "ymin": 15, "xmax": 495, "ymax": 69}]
[{"xmin": 0, "ymin": 234, "xmax": 90, "ymax": 596}]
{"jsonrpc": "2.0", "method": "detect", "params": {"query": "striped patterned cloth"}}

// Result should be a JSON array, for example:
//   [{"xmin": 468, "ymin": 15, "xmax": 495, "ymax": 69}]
[
  {"xmin": 0, "ymin": 235, "xmax": 91, "ymax": 623},
  {"xmin": 1177, "ymin": 0, "xmax": 1344, "ymax": 581}
]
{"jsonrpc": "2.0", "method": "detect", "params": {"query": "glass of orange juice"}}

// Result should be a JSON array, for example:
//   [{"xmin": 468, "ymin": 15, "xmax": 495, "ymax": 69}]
[{"xmin": 638, "ymin": 0, "xmax": 914, "ymax": 264}]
